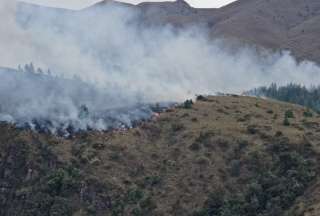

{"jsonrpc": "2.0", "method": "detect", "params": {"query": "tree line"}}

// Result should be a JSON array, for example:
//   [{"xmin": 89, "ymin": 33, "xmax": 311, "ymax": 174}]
[{"xmin": 247, "ymin": 83, "xmax": 320, "ymax": 112}]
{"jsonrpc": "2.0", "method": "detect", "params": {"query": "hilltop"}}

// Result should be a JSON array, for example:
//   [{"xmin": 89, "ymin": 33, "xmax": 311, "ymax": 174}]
[{"xmin": 2, "ymin": 96, "xmax": 320, "ymax": 215}]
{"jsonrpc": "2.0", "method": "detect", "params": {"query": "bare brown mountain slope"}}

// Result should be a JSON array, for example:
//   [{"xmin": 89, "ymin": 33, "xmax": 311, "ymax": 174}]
[
  {"xmin": 135, "ymin": 0, "xmax": 320, "ymax": 61},
  {"xmin": 286, "ymin": 15, "xmax": 320, "ymax": 62},
  {"xmin": 17, "ymin": 0, "xmax": 320, "ymax": 63},
  {"xmin": 210, "ymin": 0, "xmax": 320, "ymax": 61}
]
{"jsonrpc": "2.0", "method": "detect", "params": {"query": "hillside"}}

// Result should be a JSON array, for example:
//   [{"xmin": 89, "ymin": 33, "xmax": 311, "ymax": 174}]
[
  {"xmin": 136, "ymin": 0, "xmax": 320, "ymax": 63},
  {"xmin": 211, "ymin": 0, "xmax": 320, "ymax": 62},
  {"xmin": 1, "ymin": 96, "xmax": 320, "ymax": 215},
  {"xmin": 16, "ymin": 0, "xmax": 320, "ymax": 64},
  {"xmin": 137, "ymin": 0, "xmax": 320, "ymax": 63}
]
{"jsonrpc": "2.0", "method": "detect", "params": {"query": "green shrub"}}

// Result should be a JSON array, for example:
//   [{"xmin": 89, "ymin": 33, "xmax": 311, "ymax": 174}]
[
  {"xmin": 183, "ymin": 99, "xmax": 193, "ymax": 109},
  {"xmin": 303, "ymin": 109, "xmax": 313, "ymax": 118},
  {"xmin": 196, "ymin": 156, "xmax": 210, "ymax": 166},
  {"xmin": 247, "ymin": 125, "xmax": 258, "ymax": 134},
  {"xmin": 86, "ymin": 204, "xmax": 97, "ymax": 215},
  {"xmin": 285, "ymin": 110, "xmax": 294, "ymax": 118},
  {"xmin": 46, "ymin": 169, "xmax": 65, "ymax": 195},
  {"xmin": 189, "ymin": 142, "xmax": 201, "ymax": 151},
  {"xmin": 266, "ymin": 109, "xmax": 274, "ymax": 114},
  {"xmin": 45, "ymin": 167, "xmax": 81, "ymax": 196},
  {"xmin": 110, "ymin": 152, "xmax": 121, "ymax": 161},
  {"xmin": 78, "ymin": 104, "xmax": 89, "ymax": 119},
  {"xmin": 127, "ymin": 188, "xmax": 144, "ymax": 204},
  {"xmin": 201, "ymin": 192, "xmax": 225, "ymax": 216},
  {"xmin": 196, "ymin": 95, "xmax": 208, "ymax": 101},
  {"xmin": 283, "ymin": 117, "xmax": 290, "ymax": 126},
  {"xmin": 144, "ymin": 176, "xmax": 162, "ymax": 187},
  {"xmin": 195, "ymin": 131, "xmax": 213, "ymax": 144},
  {"xmin": 229, "ymin": 160, "xmax": 241, "ymax": 177},
  {"xmin": 196, "ymin": 141, "xmax": 317, "ymax": 216},
  {"xmin": 131, "ymin": 208, "xmax": 143, "ymax": 216},
  {"xmin": 171, "ymin": 123, "xmax": 185, "ymax": 131},
  {"xmin": 140, "ymin": 197, "xmax": 156, "ymax": 212},
  {"xmin": 50, "ymin": 197, "xmax": 73, "ymax": 216},
  {"xmin": 111, "ymin": 200, "xmax": 125, "ymax": 216}
]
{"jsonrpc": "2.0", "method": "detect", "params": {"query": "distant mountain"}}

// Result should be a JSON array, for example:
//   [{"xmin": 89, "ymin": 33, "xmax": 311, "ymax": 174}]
[
  {"xmin": 17, "ymin": 0, "xmax": 320, "ymax": 63},
  {"xmin": 135, "ymin": 0, "xmax": 320, "ymax": 63},
  {"xmin": 210, "ymin": 0, "xmax": 320, "ymax": 63}
]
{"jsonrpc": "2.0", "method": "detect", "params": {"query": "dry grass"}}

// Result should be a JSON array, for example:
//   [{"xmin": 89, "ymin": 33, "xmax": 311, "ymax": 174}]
[{"xmin": 2, "ymin": 95, "xmax": 320, "ymax": 215}]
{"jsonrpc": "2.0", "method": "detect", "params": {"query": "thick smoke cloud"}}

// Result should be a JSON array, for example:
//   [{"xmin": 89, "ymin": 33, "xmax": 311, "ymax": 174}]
[{"xmin": 0, "ymin": 0, "xmax": 320, "ymax": 134}]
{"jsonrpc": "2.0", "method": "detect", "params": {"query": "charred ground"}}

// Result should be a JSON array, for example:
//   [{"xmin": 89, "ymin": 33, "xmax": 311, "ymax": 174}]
[{"xmin": 1, "ymin": 96, "xmax": 320, "ymax": 215}]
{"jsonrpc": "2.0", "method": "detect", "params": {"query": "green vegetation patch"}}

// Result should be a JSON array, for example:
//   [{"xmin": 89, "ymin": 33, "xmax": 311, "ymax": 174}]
[
  {"xmin": 194, "ymin": 138, "xmax": 318, "ymax": 216},
  {"xmin": 183, "ymin": 99, "xmax": 194, "ymax": 109}
]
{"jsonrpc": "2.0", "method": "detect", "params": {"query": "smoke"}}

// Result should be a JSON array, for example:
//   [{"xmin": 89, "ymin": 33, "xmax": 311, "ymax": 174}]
[{"xmin": 0, "ymin": 0, "xmax": 320, "ymax": 135}]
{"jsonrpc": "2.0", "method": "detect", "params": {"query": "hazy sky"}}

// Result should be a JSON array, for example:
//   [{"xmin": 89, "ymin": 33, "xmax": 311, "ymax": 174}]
[{"xmin": 22, "ymin": 0, "xmax": 237, "ymax": 9}]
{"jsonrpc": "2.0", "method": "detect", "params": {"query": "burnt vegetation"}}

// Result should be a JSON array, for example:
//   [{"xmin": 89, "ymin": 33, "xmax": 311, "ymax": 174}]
[{"xmin": 0, "ymin": 65, "xmax": 173, "ymax": 137}]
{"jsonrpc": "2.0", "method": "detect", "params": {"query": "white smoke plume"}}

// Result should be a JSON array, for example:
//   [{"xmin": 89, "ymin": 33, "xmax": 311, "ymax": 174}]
[{"xmin": 0, "ymin": 0, "xmax": 320, "ymax": 135}]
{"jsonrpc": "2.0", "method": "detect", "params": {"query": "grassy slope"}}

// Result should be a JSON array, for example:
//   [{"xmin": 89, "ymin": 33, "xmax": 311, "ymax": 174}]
[{"xmin": 1, "ymin": 96, "xmax": 320, "ymax": 215}]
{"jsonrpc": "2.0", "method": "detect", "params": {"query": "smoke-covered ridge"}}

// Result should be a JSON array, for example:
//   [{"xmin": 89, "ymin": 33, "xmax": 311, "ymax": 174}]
[{"xmin": 0, "ymin": 0, "xmax": 320, "ymax": 135}]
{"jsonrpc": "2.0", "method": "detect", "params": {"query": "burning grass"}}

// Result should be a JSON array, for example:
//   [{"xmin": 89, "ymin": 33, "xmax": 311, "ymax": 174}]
[{"xmin": 0, "ymin": 66, "xmax": 176, "ymax": 137}]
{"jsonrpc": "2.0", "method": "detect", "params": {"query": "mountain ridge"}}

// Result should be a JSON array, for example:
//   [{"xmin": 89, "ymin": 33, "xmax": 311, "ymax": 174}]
[{"xmin": 16, "ymin": 0, "xmax": 320, "ymax": 63}]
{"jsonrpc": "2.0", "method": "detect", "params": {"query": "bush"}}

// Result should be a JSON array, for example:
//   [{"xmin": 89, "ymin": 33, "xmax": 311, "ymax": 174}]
[
  {"xmin": 283, "ymin": 117, "xmax": 290, "ymax": 126},
  {"xmin": 303, "ymin": 109, "xmax": 313, "ymax": 118},
  {"xmin": 49, "ymin": 197, "xmax": 73, "ymax": 216},
  {"xmin": 45, "ymin": 167, "xmax": 81, "ymax": 196},
  {"xmin": 139, "ymin": 197, "xmax": 156, "ymax": 213},
  {"xmin": 131, "ymin": 208, "xmax": 143, "ymax": 216},
  {"xmin": 229, "ymin": 160, "xmax": 241, "ymax": 177},
  {"xmin": 196, "ymin": 156, "xmax": 210, "ymax": 166},
  {"xmin": 171, "ymin": 123, "xmax": 185, "ymax": 131},
  {"xmin": 196, "ymin": 95, "xmax": 208, "ymax": 101},
  {"xmin": 46, "ymin": 169, "xmax": 67, "ymax": 195},
  {"xmin": 275, "ymin": 131, "xmax": 283, "ymax": 137},
  {"xmin": 189, "ymin": 142, "xmax": 201, "ymax": 151},
  {"xmin": 285, "ymin": 110, "xmax": 294, "ymax": 118},
  {"xmin": 283, "ymin": 110, "xmax": 293, "ymax": 126},
  {"xmin": 247, "ymin": 125, "xmax": 258, "ymax": 134},
  {"xmin": 183, "ymin": 100, "xmax": 193, "ymax": 109},
  {"xmin": 266, "ymin": 109, "xmax": 274, "ymax": 114},
  {"xmin": 196, "ymin": 141, "xmax": 317, "ymax": 216},
  {"xmin": 195, "ymin": 131, "xmax": 213, "ymax": 144},
  {"xmin": 127, "ymin": 188, "xmax": 144, "ymax": 204},
  {"xmin": 144, "ymin": 176, "xmax": 162, "ymax": 187},
  {"xmin": 78, "ymin": 104, "xmax": 89, "ymax": 119}
]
